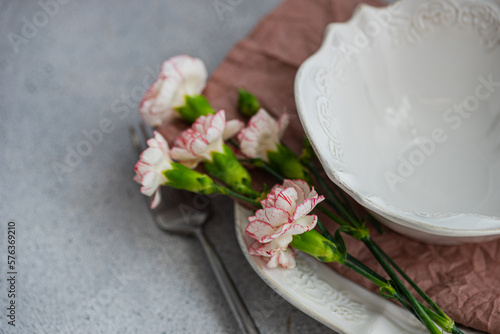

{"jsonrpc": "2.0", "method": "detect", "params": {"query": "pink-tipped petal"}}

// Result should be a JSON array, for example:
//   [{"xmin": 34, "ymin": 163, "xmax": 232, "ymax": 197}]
[
  {"xmin": 223, "ymin": 119, "xmax": 244, "ymax": 139},
  {"xmin": 139, "ymin": 56, "xmax": 207, "ymax": 126},
  {"xmin": 134, "ymin": 134, "xmax": 172, "ymax": 202},
  {"xmin": 254, "ymin": 207, "xmax": 290, "ymax": 227},
  {"xmin": 274, "ymin": 187, "xmax": 298, "ymax": 215},
  {"xmin": 246, "ymin": 179, "xmax": 325, "ymax": 268},
  {"xmin": 278, "ymin": 113, "xmax": 290, "ymax": 139},
  {"xmin": 249, "ymin": 240, "xmax": 295, "ymax": 269},
  {"xmin": 237, "ymin": 108, "xmax": 286, "ymax": 161},
  {"xmin": 282, "ymin": 215, "xmax": 317, "ymax": 236},
  {"xmin": 278, "ymin": 249, "xmax": 296, "ymax": 269},
  {"xmin": 291, "ymin": 195, "xmax": 325, "ymax": 221},
  {"xmin": 266, "ymin": 253, "xmax": 280, "ymax": 268},
  {"xmin": 245, "ymin": 219, "xmax": 276, "ymax": 242},
  {"xmin": 150, "ymin": 189, "xmax": 162, "ymax": 209},
  {"xmin": 171, "ymin": 110, "xmax": 237, "ymax": 166}
]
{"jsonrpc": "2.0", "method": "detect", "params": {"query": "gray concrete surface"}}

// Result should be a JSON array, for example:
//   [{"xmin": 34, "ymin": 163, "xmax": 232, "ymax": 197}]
[{"xmin": 0, "ymin": 1, "xmax": 342, "ymax": 333}]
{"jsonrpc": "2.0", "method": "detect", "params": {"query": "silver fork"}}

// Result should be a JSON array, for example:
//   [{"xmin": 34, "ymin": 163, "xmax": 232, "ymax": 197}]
[{"xmin": 130, "ymin": 124, "xmax": 260, "ymax": 334}]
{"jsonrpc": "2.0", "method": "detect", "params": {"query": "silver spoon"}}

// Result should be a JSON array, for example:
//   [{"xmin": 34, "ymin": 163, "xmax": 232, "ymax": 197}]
[{"xmin": 130, "ymin": 125, "xmax": 259, "ymax": 334}]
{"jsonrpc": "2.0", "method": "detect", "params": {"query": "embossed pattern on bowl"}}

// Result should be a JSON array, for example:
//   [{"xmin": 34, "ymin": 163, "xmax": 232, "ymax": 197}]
[{"xmin": 295, "ymin": 0, "xmax": 500, "ymax": 244}]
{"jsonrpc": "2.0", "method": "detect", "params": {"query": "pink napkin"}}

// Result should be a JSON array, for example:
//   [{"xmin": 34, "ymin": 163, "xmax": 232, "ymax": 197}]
[{"xmin": 158, "ymin": 0, "xmax": 500, "ymax": 332}]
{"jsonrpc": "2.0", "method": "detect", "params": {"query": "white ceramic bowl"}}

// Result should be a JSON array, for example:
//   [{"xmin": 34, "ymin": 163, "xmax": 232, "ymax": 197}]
[{"xmin": 295, "ymin": 0, "xmax": 500, "ymax": 244}]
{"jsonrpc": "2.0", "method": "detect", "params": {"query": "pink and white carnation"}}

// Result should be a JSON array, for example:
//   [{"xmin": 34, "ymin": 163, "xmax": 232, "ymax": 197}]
[
  {"xmin": 237, "ymin": 108, "xmax": 289, "ymax": 162},
  {"xmin": 170, "ymin": 110, "xmax": 243, "ymax": 168},
  {"xmin": 245, "ymin": 179, "xmax": 324, "ymax": 269},
  {"xmin": 249, "ymin": 241, "xmax": 296, "ymax": 269},
  {"xmin": 133, "ymin": 131, "xmax": 172, "ymax": 208},
  {"xmin": 139, "ymin": 55, "xmax": 208, "ymax": 126}
]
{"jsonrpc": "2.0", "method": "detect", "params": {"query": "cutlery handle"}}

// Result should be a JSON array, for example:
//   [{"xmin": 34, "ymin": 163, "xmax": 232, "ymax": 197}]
[{"xmin": 194, "ymin": 229, "xmax": 260, "ymax": 334}]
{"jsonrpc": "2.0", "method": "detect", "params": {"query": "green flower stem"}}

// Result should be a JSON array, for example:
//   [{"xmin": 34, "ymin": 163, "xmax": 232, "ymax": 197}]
[
  {"xmin": 452, "ymin": 326, "xmax": 465, "ymax": 334},
  {"xmin": 314, "ymin": 220, "xmax": 385, "ymax": 285},
  {"xmin": 228, "ymin": 138, "xmax": 240, "ymax": 150},
  {"xmin": 307, "ymin": 162, "xmax": 359, "ymax": 227},
  {"xmin": 371, "ymin": 240, "xmax": 461, "ymax": 333},
  {"xmin": 374, "ymin": 240, "xmax": 444, "ymax": 314},
  {"xmin": 366, "ymin": 212, "xmax": 385, "ymax": 235},
  {"xmin": 346, "ymin": 254, "xmax": 387, "ymax": 283},
  {"xmin": 344, "ymin": 258, "xmax": 390, "ymax": 291},
  {"xmin": 244, "ymin": 158, "xmax": 285, "ymax": 182},
  {"xmin": 297, "ymin": 225, "xmax": 454, "ymax": 333},
  {"xmin": 305, "ymin": 160, "xmax": 361, "ymax": 222},
  {"xmin": 345, "ymin": 256, "xmax": 444, "ymax": 330},
  {"xmin": 362, "ymin": 237, "xmax": 442, "ymax": 334},
  {"xmin": 308, "ymin": 168, "xmax": 455, "ymax": 333},
  {"xmin": 337, "ymin": 186, "xmax": 360, "ymax": 221},
  {"xmin": 347, "ymin": 255, "xmax": 459, "ymax": 332},
  {"xmin": 318, "ymin": 206, "xmax": 457, "ymax": 333},
  {"xmin": 315, "ymin": 219, "xmax": 334, "ymax": 243},
  {"xmin": 317, "ymin": 205, "xmax": 351, "ymax": 227},
  {"xmin": 215, "ymin": 184, "xmax": 261, "ymax": 207}
]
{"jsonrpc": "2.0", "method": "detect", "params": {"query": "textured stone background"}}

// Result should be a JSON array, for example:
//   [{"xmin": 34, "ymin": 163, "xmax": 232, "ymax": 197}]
[{"xmin": 0, "ymin": 0, "xmax": 390, "ymax": 333}]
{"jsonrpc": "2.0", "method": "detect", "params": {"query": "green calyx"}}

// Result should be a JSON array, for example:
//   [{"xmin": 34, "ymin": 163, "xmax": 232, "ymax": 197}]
[
  {"xmin": 267, "ymin": 145, "xmax": 311, "ymax": 183},
  {"xmin": 378, "ymin": 281, "xmax": 398, "ymax": 299},
  {"xmin": 299, "ymin": 137, "xmax": 314, "ymax": 165},
  {"xmin": 163, "ymin": 163, "xmax": 217, "ymax": 194},
  {"xmin": 290, "ymin": 229, "xmax": 347, "ymax": 264},
  {"xmin": 237, "ymin": 89, "xmax": 261, "ymax": 117},
  {"xmin": 204, "ymin": 145, "xmax": 259, "ymax": 198},
  {"xmin": 175, "ymin": 94, "xmax": 215, "ymax": 123},
  {"xmin": 338, "ymin": 223, "xmax": 370, "ymax": 240}
]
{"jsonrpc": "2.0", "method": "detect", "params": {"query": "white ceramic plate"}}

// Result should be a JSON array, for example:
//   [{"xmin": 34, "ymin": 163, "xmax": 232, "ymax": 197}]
[
  {"xmin": 235, "ymin": 204, "xmax": 482, "ymax": 334},
  {"xmin": 294, "ymin": 0, "xmax": 500, "ymax": 244}
]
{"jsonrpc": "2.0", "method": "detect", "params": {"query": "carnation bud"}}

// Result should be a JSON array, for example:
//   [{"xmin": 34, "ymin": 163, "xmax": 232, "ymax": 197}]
[
  {"xmin": 290, "ymin": 229, "xmax": 346, "ymax": 264},
  {"xmin": 163, "ymin": 163, "xmax": 217, "ymax": 194},
  {"xmin": 238, "ymin": 89, "xmax": 261, "ymax": 117}
]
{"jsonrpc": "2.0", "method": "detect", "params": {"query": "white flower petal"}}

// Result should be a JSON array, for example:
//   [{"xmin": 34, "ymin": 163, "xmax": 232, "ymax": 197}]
[
  {"xmin": 246, "ymin": 179, "xmax": 324, "ymax": 262},
  {"xmin": 171, "ymin": 110, "xmax": 235, "ymax": 166},
  {"xmin": 238, "ymin": 109, "xmax": 285, "ymax": 161},
  {"xmin": 274, "ymin": 187, "xmax": 298, "ymax": 215},
  {"xmin": 134, "ymin": 132, "xmax": 172, "ymax": 200},
  {"xmin": 255, "ymin": 207, "xmax": 290, "ymax": 228},
  {"xmin": 282, "ymin": 215, "xmax": 317, "ymax": 236},
  {"xmin": 150, "ymin": 189, "xmax": 162, "ymax": 209},
  {"xmin": 291, "ymin": 196, "xmax": 324, "ymax": 221},
  {"xmin": 223, "ymin": 119, "xmax": 244, "ymax": 140},
  {"xmin": 245, "ymin": 219, "xmax": 276, "ymax": 243},
  {"xmin": 278, "ymin": 113, "xmax": 290, "ymax": 139},
  {"xmin": 139, "ymin": 55, "xmax": 207, "ymax": 126},
  {"xmin": 278, "ymin": 249, "xmax": 296, "ymax": 269}
]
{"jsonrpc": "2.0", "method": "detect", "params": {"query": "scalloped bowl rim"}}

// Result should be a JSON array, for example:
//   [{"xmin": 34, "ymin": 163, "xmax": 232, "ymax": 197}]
[{"xmin": 294, "ymin": 0, "xmax": 500, "ymax": 240}]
